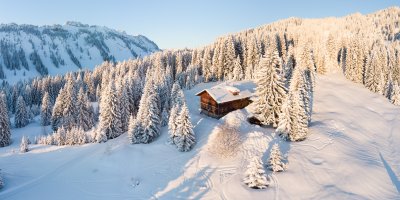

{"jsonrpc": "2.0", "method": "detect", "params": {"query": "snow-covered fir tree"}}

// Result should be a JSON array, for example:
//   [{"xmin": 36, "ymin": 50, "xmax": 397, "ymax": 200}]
[
  {"xmin": 61, "ymin": 77, "xmax": 78, "ymax": 130},
  {"xmin": 40, "ymin": 92, "xmax": 52, "ymax": 126},
  {"xmin": 20, "ymin": 135, "xmax": 29, "ymax": 153},
  {"xmin": 53, "ymin": 126, "xmax": 67, "ymax": 146},
  {"xmin": 170, "ymin": 82, "xmax": 185, "ymax": 108},
  {"xmin": 378, "ymin": 72, "xmax": 386, "ymax": 96},
  {"xmin": 283, "ymin": 46, "xmax": 295, "ymax": 88},
  {"xmin": 161, "ymin": 106, "xmax": 169, "ymax": 127},
  {"xmin": 232, "ymin": 56, "xmax": 244, "ymax": 81},
  {"xmin": 0, "ymin": 93, "xmax": 11, "ymax": 147},
  {"xmin": 276, "ymin": 68, "xmax": 309, "ymax": 142},
  {"xmin": 364, "ymin": 51, "xmax": 382, "ymax": 93},
  {"xmin": 140, "ymin": 93, "xmax": 161, "ymax": 144},
  {"xmin": 76, "ymin": 88, "xmax": 94, "ymax": 131},
  {"xmin": 98, "ymin": 82, "xmax": 123, "ymax": 140},
  {"xmin": 14, "ymin": 96, "xmax": 29, "ymax": 128},
  {"xmin": 276, "ymin": 93, "xmax": 292, "ymax": 140},
  {"xmin": 51, "ymin": 87, "xmax": 66, "ymax": 131},
  {"xmin": 345, "ymin": 38, "xmax": 364, "ymax": 83},
  {"xmin": 223, "ymin": 36, "xmax": 236, "ymax": 79},
  {"xmin": 391, "ymin": 81, "xmax": 400, "ymax": 106},
  {"xmin": 118, "ymin": 83, "xmax": 130, "ymax": 132},
  {"xmin": 299, "ymin": 68, "xmax": 314, "ymax": 124},
  {"xmin": 127, "ymin": 115, "xmax": 138, "ymax": 143},
  {"xmin": 0, "ymin": 169, "xmax": 3, "ymax": 189},
  {"xmin": 50, "ymin": 75, "xmax": 78, "ymax": 131},
  {"xmin": 243, "ymin": 157, "xmax": 269, "ymax": 189},
  {"xmin": 173, "ymin": 103, "xmax": 195, "ymax": 152},
  {"xmin": 253, "ymin": 49, "xmax": 287, "ymax": 127},
  {"xmin": 202, "ymin": 47, "xmax": 213, "ymax": 82},
  {"xmin": 65, "ymin": 126, "xmax": 87, "ymax": 145},
  {"xmin": 267, "ymin": 143, "xmax": 286, "ymax": 172},
  {"xmin": 130, "ymin": 75, "xmax": 161, "ymax": 144},
  {"xmin": 384, "ymin": 76, "xmax": 393, "ymax": 100},
  {"xmin": 168, "ymin": 104, "xmax": 180, "ymax": 143}
]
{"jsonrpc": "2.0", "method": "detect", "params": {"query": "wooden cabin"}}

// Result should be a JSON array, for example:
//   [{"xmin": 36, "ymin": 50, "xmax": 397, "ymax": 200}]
[{"xmin": 195, "ymin": 85, "xmax": 253, "ymax": 118}]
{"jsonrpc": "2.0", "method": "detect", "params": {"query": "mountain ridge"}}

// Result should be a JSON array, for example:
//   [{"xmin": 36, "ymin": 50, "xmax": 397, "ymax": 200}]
[{"xmin": 0, "ymin": 21, "xmax": 159, "ymax": 83}]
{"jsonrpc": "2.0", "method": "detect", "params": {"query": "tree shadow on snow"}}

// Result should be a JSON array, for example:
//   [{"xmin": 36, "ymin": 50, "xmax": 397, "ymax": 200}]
[{"xmin": 151, "ymin": 167, "xmax": 216, "ymax": 199}]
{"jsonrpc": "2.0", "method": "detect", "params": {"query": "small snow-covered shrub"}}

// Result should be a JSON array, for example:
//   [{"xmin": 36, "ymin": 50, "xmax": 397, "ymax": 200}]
[
  {"xmin": 94, "ymin": 128, "xmax": 108, "ymax": 143},
  {"xmin": 36, "ymin": 135, "xmax": 53, "ymax": 145},
  {"xmin": 223, "ymin": 111, "xmax": 245, "ymax": 129},
  {"xmin": 209, "ymin": 123, "xmax": 241, "ymax": 158},
  {"xmin": 243, "ymin": 157, "xmax": 269, "ymax": 189},
  {"xmin": 20, "ymin": 135, "xmax": 29, "ymax": 153},
  {"xmin": 63, "ymin": 126, "xmax": 88, "ymax": 145},
  {"xmin": 37, "ymin": 126, "xmax": 89, "ymax": 146}
]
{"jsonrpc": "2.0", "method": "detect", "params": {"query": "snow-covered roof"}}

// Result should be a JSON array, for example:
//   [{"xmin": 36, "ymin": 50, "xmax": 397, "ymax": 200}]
[{"xmin": 196, "ymin": 82, "xmax": 254, "ymax": 104}]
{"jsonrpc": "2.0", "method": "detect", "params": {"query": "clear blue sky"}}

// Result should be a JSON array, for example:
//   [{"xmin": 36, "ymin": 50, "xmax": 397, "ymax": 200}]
[{"xmin": 0, "ymin": 0, "xmax": 399, "ymax": 49}]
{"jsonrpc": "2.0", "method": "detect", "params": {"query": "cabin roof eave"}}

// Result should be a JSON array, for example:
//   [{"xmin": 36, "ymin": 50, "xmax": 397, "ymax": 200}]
[{"xmin": 195, "ymin": 89, "xmax": 253, "ymax": 104}]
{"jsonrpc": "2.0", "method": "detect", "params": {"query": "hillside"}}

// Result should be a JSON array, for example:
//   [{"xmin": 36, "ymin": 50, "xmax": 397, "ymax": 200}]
[
  {"xmin": 0, "ymin": 21, "xmax": 159, "ymax": 83},
  {"xmin": 0, "ymin": 74, "xmax": 399, "ymax": 199}
]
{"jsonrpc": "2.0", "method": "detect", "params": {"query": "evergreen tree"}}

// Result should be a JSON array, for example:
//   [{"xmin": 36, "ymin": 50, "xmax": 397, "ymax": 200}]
[
  {"xmin": 0, "ymin": 169, "xmax": 3, "ymax": 189},
  {"xmin": 95, "ymin": 127, "xmax": 108, "ymax": 143},
  {"xmin": 168, "ymin": 104, "xmax": 180, "ymax": 144},
  {"xmin": 99, "ymin": 82, "xmax": 123, "ymax": 140},
  {"xmin": 385, "ymin": 77, "xmax": 394, "ymax": 100},
  {"xmin": 246, "ymin": 37, "xmax": 259, "ymax": 79},
  {"xmin": 224, "ymin": 36, "xmax": 236, "ymax": 79},
  {"xmin": 51, "ymin": 87, "xmax": 66, "ymax": 131},
  {"xmin": 276, "ymin": 68, "xmax": 309, "ymax": 142},
  {"xmin": 243, "ymin": 157, "xmax": 269, "ymax": 189},
  {"xmin": 267, "ymin": 143, "xmax": 286, "ymax": 172},
  {"xmin": 299, "ymin": 68, "xmax": 314, "ymax": 124},
  {"xmin": 40, "ymin": 92, "xmax": 52, "ymax": 126},
  {"xmin": 125, "ymin": 78, "xmax": 137, "ymax": 116},
  {"xmin": 129, "ymin": 80, "xmax": 152, "ymax": 144},
  {"xmin": 391, "ymin": 81, "xmax": 400, "ymax": 106},
  {"xmin": 53, "ymin": 126, "xmax": 66, "ymax": 146},
  {"xmin": 119, "ymin": 84, "xmax": 130, "ymax": 132},
  {"xmin": 76, "ymin": 88, "xmax": 94, "ymax": 131},
  {"xmin": 253, "ymin": 49, "xmax": 287, "ymax": 127},
  {"xmin": 283, "ymin": 46, "xmax": 295, "ymax": 88},
  {"xmin": 61, "ymin": 78, "xmax": 78, "ymax": 130},
  {"xmin": 173, "ymin": 104, "xmax": 195, "ymax": 152},
  {"xmin": 202, "ymin": 47, "xmax": 213, "ymax": 82},
  {"xmin": 161, "ymin": 106, "xmax": 169, "ymax": 127},
  {"xmin": 170, "ymin": 82, "xmax": 185, "ymax": 108},
  {"xmin": 232, "ymin": 56, "xmax": 244, "ymax": 81},
  {"xmin": 128, "ymin": 117, "xmax": 143, "ymax": 144},
  {"xmin": 345, "ymin": 39, "xmax": 364, "ymax": 83},
  {"xmin": 365, "ymin": 46, "xmax": 385, "ymax": 93},
  {"xmin": 14, "ymin": 96, "xmax": 29, "ymax": 128},
  {"xmin": 378, "ymin": 72, "xmax": 386, "ymax": 96},
  {"xmin": 140, "ymin": 93, "xmax": 161, "ymax": 143},
  {"xmin": 20, "ymin": 135, "xmax": 29, "ymax": 153},
  {"xmin": 0, "ymin": 93, "xmax": 11, "ymax": 147}
]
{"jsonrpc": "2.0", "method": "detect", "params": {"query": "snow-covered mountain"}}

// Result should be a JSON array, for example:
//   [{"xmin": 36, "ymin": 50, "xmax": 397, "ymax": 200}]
[{"xmin": 0, "ymin": 21, "xmax": 159, "ymax": 83}]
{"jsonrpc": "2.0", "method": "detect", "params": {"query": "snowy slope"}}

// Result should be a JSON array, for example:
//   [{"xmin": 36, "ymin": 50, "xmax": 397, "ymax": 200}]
[
  {"xmin": 0, "ymin": 74, "xmax": 400, "ymax": 199},
  {"xmin": 0, "ymin": 22, "xmax": 159, "ymax": 84}
]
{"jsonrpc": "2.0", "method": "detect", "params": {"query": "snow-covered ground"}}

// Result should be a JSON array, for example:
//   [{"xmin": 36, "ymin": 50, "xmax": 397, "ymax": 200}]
[{"xmin": 0, "ymin": 74, "xmax": 400, "ymax": 199}]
